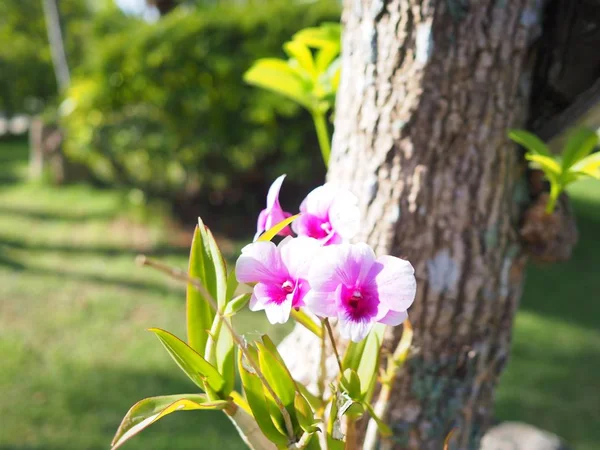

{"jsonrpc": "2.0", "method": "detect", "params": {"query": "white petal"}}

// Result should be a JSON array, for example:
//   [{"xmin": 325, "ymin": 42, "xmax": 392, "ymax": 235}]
[
  {"xmin": 266, "ymin": 174, "xmax": 287, "ymax": 209},
  {"xmin": 301, "ymin": 183, "xmax": 337, "ymax": 217},
  {"xmin": 338, "ymin": 315, "xmax": 373, "ymax": 342},
  {"xmin": 304, "ymin": 291, "xmax": 337, "ymax": 318},
  {"xmin": 378, "ymin": 309, "xmax": 408, "ymax": 326},
  {"xmin": 307, "ymin": 245, "xmax": 346, "ymax": 292},
  {"xmin": 264, "ymin": 299, "xmax": 292, "ymax": 324},
  {"xmin": 235, "ymin": 241, "xmax": 285, "ymax": 284},
  {"xmin": 249, "ymin": 293, "xmax": 265, "ymax": 311},
  {"xmin": 372, "ymin": 255, "xmax": 416, "ymax": 311},
  {"xmin": 280, "ymin": 236, "xmax": 321, "ymax": 280},
  {"xmin": 329, "ymin": 190, "xmax": 360, "ymax": 239}
]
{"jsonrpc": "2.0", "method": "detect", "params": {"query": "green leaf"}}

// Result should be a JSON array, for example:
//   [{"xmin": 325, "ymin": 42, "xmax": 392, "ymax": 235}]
[
  {"xmin": 525, "ymin": 154, "xmax": 562, "ymax": 179},
  {"xmin": 256, "ymin": 340, "xmax": 298, "ymax": 412},
  {"xmin": 284, "ymin": 41, "xmax": 316, "ymax": 78},
  {"xmin": 223, "ymin": 293, "xmax": 251, "ymax": 317},
  {"xmin": 356, "ymin": 324, "xmax": 385, "ymax": 400},
  {"xmin": 111, "ymin": 394, "xmax": 229, "ymax": 450},
  {"xmin": 340, "ymin": 369, "xmax": 361, "ymax": 401},
  {"xmin": 561, "ymin": 127, "xmax": 599, "ymax": 169},
  {"xmin": 211, "ymin": 318, "xmax": 236, "ymax": 396},
  {"xmin": 225, "ymin": 268, "xmax": 239, "ymax": 304},
  {"xmin": 238, "ymin": 346, "xmax": 289, "ymax": 447},
  {"xmin": 315, "ymin": 46, "xmax": 340, "ymax": 74},
  {"xmin": 244, "ymin": 58, "xmax": 313, "ymax": 110},
  {"xmin": 571, "ymin": 152, "xmax": 600, "ymax": 180},
  {"xmin": 257, "ymin": 213, "xmax": 301, "ymax": 242},
  {"xmin": 294, "ymin": 392, "xmax": 318, "ymax": 433},
  {"xmin": 149, "ymin": 328, "xmax": 225, "ymax": 394},
  {"xmin": 342, "ymin": 338, "xmax": 367, "ymax": 373},
  {"xmin": 508, "ymin": 129, "xmax": 551, "ymax": 156},
  {"xmin": 292, "ymin": 23, "xmax": 341, "ymax": 51},
  {"xmin": 296, "ymin": 382, "xmax": 322, "ymax": 412},
  {"xmin": 186, "ymin": 218, "xmax": 228, "ymax": 355},
  {"xmin": 290, "ymin": 309, "xmax": 323, "ymax": 338},
  {"xmin": 362, "ymin": 401, "xmax": 392, "ymax": 437}
]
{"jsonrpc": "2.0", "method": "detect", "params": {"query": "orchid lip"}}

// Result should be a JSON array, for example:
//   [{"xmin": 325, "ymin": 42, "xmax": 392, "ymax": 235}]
[{"xmin": 282, "ymin": 280, "xmax": 294, "ymax": 293}]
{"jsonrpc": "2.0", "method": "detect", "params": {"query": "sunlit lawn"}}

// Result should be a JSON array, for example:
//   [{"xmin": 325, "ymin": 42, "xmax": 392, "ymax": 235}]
[{"xmin": 0, "ymin": 137, "xmax": 598, "ymax": 449}]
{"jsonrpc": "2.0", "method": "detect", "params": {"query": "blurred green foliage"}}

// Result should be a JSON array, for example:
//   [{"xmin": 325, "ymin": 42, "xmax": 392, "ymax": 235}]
[
  {"xmin": 0, "ymin": 0, "xmax": 95, "ymax": 115},
  {"xmin": 62, "ymin": 1, "xmax": 340, "ymax": 208}
]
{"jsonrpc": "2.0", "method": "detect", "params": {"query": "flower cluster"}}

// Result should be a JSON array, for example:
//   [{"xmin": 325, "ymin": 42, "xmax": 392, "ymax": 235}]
[{"xmin": 236, "ymin": 175, "xmax": 416, "ymax": 342}]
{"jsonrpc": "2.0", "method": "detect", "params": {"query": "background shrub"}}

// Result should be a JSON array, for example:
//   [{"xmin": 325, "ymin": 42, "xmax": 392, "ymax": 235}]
[{"xmin": 63, "ymin": 1, "xmax": 340, "ymax": 218}]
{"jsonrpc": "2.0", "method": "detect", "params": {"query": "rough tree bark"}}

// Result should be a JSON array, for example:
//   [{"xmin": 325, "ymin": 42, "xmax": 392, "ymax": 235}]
[{"xmin": 282, "ymin": 0, "xmax": 552, "ymax": 449}]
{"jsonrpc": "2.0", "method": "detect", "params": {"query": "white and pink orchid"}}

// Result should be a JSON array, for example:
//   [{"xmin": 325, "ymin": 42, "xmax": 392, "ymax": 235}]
[
  {"xmin": 305, "ymin": 243, "xmax": 416, "ymax": 342},
  {"xmin": 235, "ymin": 236, "xmax": 320, "ymax": 324},
  {"xmin": 292, "ymin": 183, "xmax": 360, "ymax": 245}
]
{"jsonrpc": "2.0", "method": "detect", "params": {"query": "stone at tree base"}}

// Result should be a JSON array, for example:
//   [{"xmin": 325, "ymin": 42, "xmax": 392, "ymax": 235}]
[{"xmin": 480, "ymin": 422, "xmax": 570, "ymax": 450}]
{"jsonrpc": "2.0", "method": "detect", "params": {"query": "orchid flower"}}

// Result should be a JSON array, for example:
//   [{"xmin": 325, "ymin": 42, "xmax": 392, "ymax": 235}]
[
  {"xmin": 292, "ymin": 183, "xmax": 360, "ymax": 245},
  {"xmin": 305, "ymin": 243, "xmax": 416, "ymax": 342},
  {"xmin": 235, "ymin": 236, "xmax": 320, "ymax": 324},
  {"xmin": 254, "ymin": 174, "xmax": 293, "ymax": 241}
]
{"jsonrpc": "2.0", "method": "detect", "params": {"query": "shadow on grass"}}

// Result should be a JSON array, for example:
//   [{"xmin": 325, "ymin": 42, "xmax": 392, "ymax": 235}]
[{"xmin": 0, "ymin": 234, "xmax": 189, "ymax": 259}]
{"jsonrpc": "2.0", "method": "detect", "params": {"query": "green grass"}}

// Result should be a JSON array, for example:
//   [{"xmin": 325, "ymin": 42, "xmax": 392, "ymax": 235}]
[
  {"xmin": 496, "ymin": 179, "xmax": 600, "ymax": 450},
  {"xmin": 0, "ymin": 137, "xmax": 598, "ymax": 449}
]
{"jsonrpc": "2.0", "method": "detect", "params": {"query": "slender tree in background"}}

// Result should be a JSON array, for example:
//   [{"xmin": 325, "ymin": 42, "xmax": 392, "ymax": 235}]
[
  {"xmin": 282, "ymin": 0, "xmax": 599, "ymax": 448},
  {"xmin": 42, "ymin": 0, "xmax": 70, "ymax": 92}
]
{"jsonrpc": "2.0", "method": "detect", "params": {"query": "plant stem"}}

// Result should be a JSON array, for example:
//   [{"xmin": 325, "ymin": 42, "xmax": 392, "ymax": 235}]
[
  {"xmin": 324, "ymin": 319, "xmax": 343, "ymax": 373},
  {"xmin": 312, "ymin": 111, "xmax": 331, "ymax": 166},
  {"xmin": 545, "ymin": 183, "xmax": 561, "ymax": 214},
  {"xmin": 318, "ymin": 322, "xmax": 327, "ymax": 400},
  {"xmin": 136, "ymin": 255, "xmax": 296, "ymax": 444}
]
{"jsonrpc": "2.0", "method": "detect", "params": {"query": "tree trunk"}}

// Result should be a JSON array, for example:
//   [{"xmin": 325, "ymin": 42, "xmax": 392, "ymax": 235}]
[
  {"xmin": 282, "ymin": 1, "xmax": 549, "ymax": 449},
  {"xmin": 330, "ymin": 0, "xmax": 540, "ymax": 448}
]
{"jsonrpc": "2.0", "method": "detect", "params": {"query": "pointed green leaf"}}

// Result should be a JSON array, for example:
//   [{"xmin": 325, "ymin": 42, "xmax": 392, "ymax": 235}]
[
  {"xmin": 292, "ymin": 23, "xmax": 341, "ymax": 51},
  {"xmin": 256, "ymin": 341, "xmax": 298, "ymax": 410},
  {"xmin": 284, "ymin": 41, "xmax": 316, "ymax": 77},
  {"xmin": 294, "ymin": 392, "xmax": 317, "ymax": 433},
  {"xmin": 225, "ymin": 268, "xmax": 239, "ymax": 304},
  {"xmin": 362, "ymin": 401, "xmax": 392, "ymax": 437},
  {"xmin": 244, "ymin": 59, "xmax": 313, "ymax": 110},
  {"xmin": 340, "ymin": 369, "xmax": 361, "ymax": 401},
  {"xmin": 342, "ymin": 338, "xmax": 367, "ymax": 372},
  {"xmin": 186, "ymin": 218, "xmax": 227, "ymax": 354},
  {"xmin": 238, "ymin": 347, "xmax": 289, "ymax": 447},
  {"xmin": 223, "ymin": 293, "xmax": 251, "ymax": 317},
  {"xmin": 571, "ymin": 152, "xmax": 600, "ymax": 180},
  {"xmin": 561, "ymin": 127, "xmax": 599, "ymax": 169},
  {"xmin": 315, "ymin": 46, "xmax": 340, "ymax": 74},
  {"xmin": 356, "ymin": 324, "xmax": 385, "ymax": 400},
  {"xmin": 525, "ymin": 154, "xmax": 562, "ymax": 179},
  {"xmin": 296, "ymin": 382, "xmax": 322, "ymax": 412},
  {"xmin": 257, "ymin": 214, "xmax": 301, "ymax": 242},
  {"xmin": 508, "ymin": 129, "xmax": 551, "ymax": 156},
  {"xmin": 207, "ymin": 317, "xmax": 235, "ymax": 396},
  {"xmin": 111, "ymin": 394, "xmax": 229, "ymax": 450},
  {"xmin": 149, "ymin": 328, "xmax": 225, "ymax": 394}
]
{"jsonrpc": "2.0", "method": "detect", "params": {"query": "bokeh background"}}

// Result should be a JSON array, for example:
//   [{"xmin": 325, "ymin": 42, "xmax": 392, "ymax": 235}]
[{"xmin": 0, "ymin": 1, "xmax": 599, "ymax": 449}]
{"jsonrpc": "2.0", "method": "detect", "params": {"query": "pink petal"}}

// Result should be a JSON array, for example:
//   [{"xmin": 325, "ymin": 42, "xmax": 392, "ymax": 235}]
[
  {"xmin": 254, "ymin": 209, "xmax": 268, "ymax": 241},
  {"xmin": 254, "ymin": 282, "xmax": 288, "ymax": 306},
  {"xmin": 235, "ymin": 241, "xmax": 287, "ymax": 284},
  {"xmin": 304, "ymin": 290, "xmax": 337, "ymax": 317},
  {"xmin": 264, "ymin": 299, "xmax": 292, "ymax": 324},
  {"xmin": 370, "ymin": 255, "xmax": 416, "ymax": 312},
  {"xmin": 279, "ymin": 236, "xmax": 321, "ymax": 280},
  {"xmin": 378, "ymin": 309, "xmax": 408, "ymax": 326},
  {"xmin": 338, "ymin": 315, "xmax": 373, "ymax": 342}
]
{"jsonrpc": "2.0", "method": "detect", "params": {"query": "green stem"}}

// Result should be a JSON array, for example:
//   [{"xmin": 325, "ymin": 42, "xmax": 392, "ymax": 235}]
[
  {"xmin": 545, "ymin": 183, "xmax": 561, "ymax": 214},
  {"xmin": 312, "ymin": 111, "xmax": 331, "ymax": 166}
]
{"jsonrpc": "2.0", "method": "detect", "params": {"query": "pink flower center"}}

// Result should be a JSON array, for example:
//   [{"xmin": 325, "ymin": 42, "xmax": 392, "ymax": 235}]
[
  {"xmin": 340, "ymin": 286, "xmax": 378, "ymax": 322},
  {"xmin": 320, "ymin": 222, "xmax": 333, "ymax": 234},
  {"xmin": 282, "ymin": 280, "xmax": 294, "ymax": 294}
]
